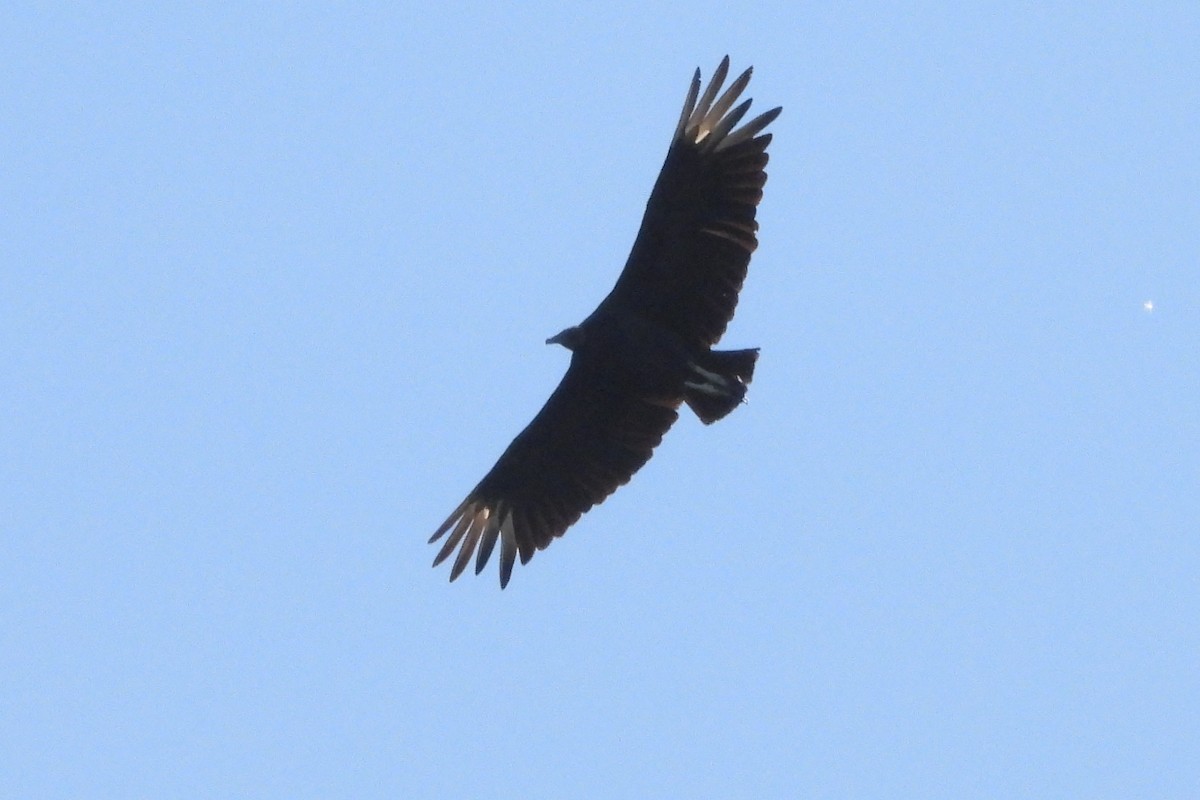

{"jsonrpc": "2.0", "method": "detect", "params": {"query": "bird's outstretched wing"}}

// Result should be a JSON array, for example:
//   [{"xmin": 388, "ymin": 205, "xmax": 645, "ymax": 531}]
[
  {"xmin": 597, "ymin": 56, "xmax": 781, "ymax": 349},
  {"xmin": 429, "ymin": 362, "xmax": 679, "ymax": 588}
]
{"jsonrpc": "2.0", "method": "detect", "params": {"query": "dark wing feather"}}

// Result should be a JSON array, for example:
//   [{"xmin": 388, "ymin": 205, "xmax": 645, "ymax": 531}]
[
  {"xmin": 430, "ymin": 361, "xmax": 679, "ymax": 588},
  {"xmin": 597, "ymin": 56, "xmax": 781, "ymax": 349}
]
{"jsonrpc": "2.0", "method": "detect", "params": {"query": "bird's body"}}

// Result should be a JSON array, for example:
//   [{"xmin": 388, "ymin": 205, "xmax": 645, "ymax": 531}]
[
  {"xmin": 430, "ymin": 57, "xmax": 780, "ymax": 587},
  {"xmin": 556, "ymin": 313, "xmax": 689, "ymax": 404}
]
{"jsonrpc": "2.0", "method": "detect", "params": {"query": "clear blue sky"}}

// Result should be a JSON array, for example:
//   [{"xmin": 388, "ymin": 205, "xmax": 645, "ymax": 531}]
[{"xmin": 3, "ymin": 4, "xmax": 1197, "ymax": 798}]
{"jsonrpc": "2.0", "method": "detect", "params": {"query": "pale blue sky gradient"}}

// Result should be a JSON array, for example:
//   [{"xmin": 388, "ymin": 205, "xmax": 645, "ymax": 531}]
[{"xmin": 3, "ymin": 4, "xmax": 1197, "ymax": 798}]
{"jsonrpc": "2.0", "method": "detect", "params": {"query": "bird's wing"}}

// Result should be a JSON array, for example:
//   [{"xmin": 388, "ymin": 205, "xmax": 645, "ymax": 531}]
[
  {"xmin": 597, "ymin": 56, "xmax": 781, "ymax": 349},
  {"xmin": 429, "ymin": 361, "xmax": 679, "ymax": 588}
]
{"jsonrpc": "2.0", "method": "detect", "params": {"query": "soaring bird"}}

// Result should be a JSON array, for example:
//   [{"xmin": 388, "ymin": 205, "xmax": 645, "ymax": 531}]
[{"xmin": 430, "ymin": 57, "xmax": 780, "ymax": 587}]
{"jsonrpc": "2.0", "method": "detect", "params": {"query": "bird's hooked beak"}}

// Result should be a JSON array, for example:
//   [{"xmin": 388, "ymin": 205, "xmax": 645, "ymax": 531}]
[{"xmin": 546, "ymin": 326, "xmax": 581, "ymax": 350}]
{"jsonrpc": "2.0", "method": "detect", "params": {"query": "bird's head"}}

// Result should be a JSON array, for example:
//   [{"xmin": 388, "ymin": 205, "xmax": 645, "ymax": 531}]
[{"xmin": 546, "ymin": 325, "xmax": 585, "ymax": 351}]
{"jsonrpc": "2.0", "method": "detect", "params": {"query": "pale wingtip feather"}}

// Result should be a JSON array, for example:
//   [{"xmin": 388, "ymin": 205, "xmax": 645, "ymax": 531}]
[
  {"xmin": 716, "ymin": 106, "xmax": 781, "ymax": 151},
  {"xmin": 688, "ymin": 56, "xmax": 731, "ymax": 138}
]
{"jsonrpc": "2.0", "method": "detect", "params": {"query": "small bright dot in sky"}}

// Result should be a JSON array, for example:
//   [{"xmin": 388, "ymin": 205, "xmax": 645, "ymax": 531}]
[{"xmin": 1143, "ymin": 300, "xmax": 1154, "ymax": 312}]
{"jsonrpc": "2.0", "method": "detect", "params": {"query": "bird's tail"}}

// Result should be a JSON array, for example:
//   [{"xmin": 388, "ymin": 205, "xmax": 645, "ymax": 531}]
[{"xmin": 683, "ymin": 348, "xmax": 759, "ymax": 425}]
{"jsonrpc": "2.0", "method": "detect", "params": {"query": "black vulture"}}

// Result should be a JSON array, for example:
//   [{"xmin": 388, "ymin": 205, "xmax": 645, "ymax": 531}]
[{"xmin": 430, "ymin": 57, "xmax": 780, "ymax": 587}]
